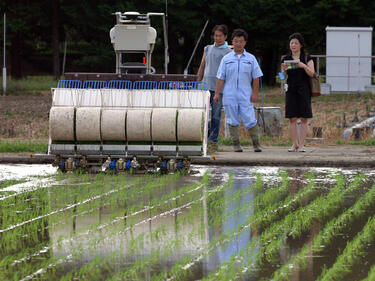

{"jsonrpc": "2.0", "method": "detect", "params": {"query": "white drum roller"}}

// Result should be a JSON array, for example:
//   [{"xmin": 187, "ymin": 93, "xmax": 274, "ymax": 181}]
[
  {"xmin": 101, "ymin": 109, "xmax": 126, "ymax": 141},
  {"xmin": 76, "ymin": 107, "xmax": 102, "ymax": 141},
  {"xmin": 177, "ymin": 109, "xmax": 204, "ymax": 141},
  {"xmin": 151, "ymin": 108, "xmax": 177, "ymax": 142},
  {"xmin": 49, "ymin": 106, "xmax": 75, "ymax": 141},
  {"xmin": 126, "ymin": 109, "xmax": 152, "ymax": 141}
]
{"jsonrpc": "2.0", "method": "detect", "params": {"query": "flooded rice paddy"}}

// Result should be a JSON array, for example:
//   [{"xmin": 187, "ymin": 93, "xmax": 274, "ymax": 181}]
[{"xmin": 1, "ymin": 164, "xmax": 375, "ymax": 281}]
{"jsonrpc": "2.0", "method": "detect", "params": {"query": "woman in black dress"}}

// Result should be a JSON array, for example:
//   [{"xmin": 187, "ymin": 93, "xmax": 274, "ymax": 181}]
[{"xmin": 281, "ymin": 33, "xmax": 315, "ymax": 152}]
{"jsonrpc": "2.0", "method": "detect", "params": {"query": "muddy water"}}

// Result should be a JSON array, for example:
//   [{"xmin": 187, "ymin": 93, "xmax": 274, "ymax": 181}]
[{"xmin": 1, "ymin": 164, "xmax": 375, "ymax": 280}]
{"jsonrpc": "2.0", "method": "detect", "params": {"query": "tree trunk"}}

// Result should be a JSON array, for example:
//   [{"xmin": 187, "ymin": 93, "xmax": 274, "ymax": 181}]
[{"xmin": 51, "ymin": 0, "xmax": 60, "ymax": 79}]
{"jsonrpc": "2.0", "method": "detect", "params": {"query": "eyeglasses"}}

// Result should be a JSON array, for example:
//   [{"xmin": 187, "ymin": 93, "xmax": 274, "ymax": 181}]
[{"xmin": 233, "ymin": 40, "xmax": 246, "ymax": 44}]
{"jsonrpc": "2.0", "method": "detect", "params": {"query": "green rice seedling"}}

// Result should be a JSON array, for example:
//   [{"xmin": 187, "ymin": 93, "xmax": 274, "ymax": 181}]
[
  {"xmin": 197, "ymin": 174, "xmax": 366, "ymax": 281},
  {"xmin": 260, "ymin": 174, "xmax": 365, "ymax": 265},
  {"xmin": 272, "ymin": 183, "xmax": 375, "ymax": 280},
  {"xmin": 0, "ymin": 179, "xmax": 28, "ymax": 190},
  {"xmin": 57, "ymin": 174, "xmax": 235, "ymax": 280},
  {"xmin": 155, "ymin": 172, "xmax": 313, "ymax": 280},
  {"xmin": 0, "ymin": 175, "xmax": 155, "ymax": 272},
  {"xmin": 11, "ymin": 172, "xmax": 210, "ymax": 276},
  {"xmin": 250, "ymin": 171, "xmax": 320, "ymax": 232},
  {"xmin": 224, "ymin": 170, "xmax": 290, "ymax": 223},
  {"xmin": 39, "ymin": 177, "xmax": 212, "ymax": 281},
  {"xmin": 362, "ymin": 264, "xmax": 375, "ymax": 281},
  {"xmin": 101, "ymin": 190, "xmax": 211, "ymax": 280},
  {"xmin": 57, "ymin": 224, "xmax": 187, "ymax": 281},
  {"xmin": 317, "ymin": 215, "xmax": 375, "ymax": 281}
]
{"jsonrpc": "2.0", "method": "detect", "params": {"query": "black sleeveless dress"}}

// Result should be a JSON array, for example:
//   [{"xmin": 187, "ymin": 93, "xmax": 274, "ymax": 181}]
[{"xmin": 281, "ymin": 53, "xmax": 313, "ymax": 119}]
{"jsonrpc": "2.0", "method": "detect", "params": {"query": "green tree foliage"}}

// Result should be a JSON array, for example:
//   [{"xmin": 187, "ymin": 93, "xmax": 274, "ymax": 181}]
[{"xmin": 0, "ymin": 0, "xmax": 374, "ymax": 83}]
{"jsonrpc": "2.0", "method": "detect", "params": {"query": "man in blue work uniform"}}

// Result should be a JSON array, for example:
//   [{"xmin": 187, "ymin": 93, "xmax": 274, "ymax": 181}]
[{"xmin": 214, "ymin": 29, "xmax": 263, "ymax": 152}]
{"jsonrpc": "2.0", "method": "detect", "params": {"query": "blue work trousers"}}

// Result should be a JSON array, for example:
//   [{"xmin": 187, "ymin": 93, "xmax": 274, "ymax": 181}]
[
  {"xmin": 208, "ymin": 91, "xmax": 223, "ymax": 144},
  {"xmin": 224, "ymin": 103, "xmax": 257, "ymax": 129}
]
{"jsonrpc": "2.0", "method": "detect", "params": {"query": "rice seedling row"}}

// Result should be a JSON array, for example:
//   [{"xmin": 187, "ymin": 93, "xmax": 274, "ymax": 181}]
[
  {"xmin": 362, "ymin": 264, "xmax": 375, "ymax": 281},
  {"xmin": 272, "ymin": 183, "xmax": 375, "ymax": 280},
  {"xmin": 2, "ymin": 173, "xmax": 191, "ymax": 272},
  {"xmin": 317, "ymin": 214, "xmax": 375, "ymax": 281},
  {"xmin": 199, "ymin": 174, "xmax": 366, "ymax": 281},
  {"xmin": 57, "ymin": 199, "xmax": 207, "ymax": 281},
  {"xmin": 19, "ymin": 186, "xmax": 210, "ymax": 280},
  {"xmin": 2, "ymin": 172, "xmax": 170, "ymax": 235},
  {"xmin": 3, "ymin": 166, "xmax": 375, "ymax": 280},
  {"xmin": 15, "ymin": 174, "xmax": 232, "ymax": 281},
  {"xmin": 75, "ymin": 176, "xmax": 234, "ymax": 281},
  {"xmin": 158, "ymin": 171, "xmax": 316, "ymax": 280},
  {"xmin": 0, "ymin": 176, "xmax": 61, "ymax": 202}
]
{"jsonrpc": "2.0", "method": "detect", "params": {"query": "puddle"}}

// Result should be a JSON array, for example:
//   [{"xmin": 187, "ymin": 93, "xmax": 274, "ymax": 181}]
[
  {"xmin": 0, "ymin": 164, "xmax": 57, "ymax": 181},
  {"xmin": 0, "ymin": 165, "xmax": 375, "ymax": 280}
]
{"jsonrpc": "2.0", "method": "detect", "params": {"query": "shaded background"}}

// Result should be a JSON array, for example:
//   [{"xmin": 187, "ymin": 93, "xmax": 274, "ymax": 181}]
[{"xmin": 0, "ymin": 0, "xmax": 374, "ymax": 85}]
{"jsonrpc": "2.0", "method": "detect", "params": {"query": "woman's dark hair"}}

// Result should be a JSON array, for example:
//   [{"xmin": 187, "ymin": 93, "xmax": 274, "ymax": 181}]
[
  {"xmin": 212, "ymin": 24, "xmax": 228, "ymax": 36},
  {"xmin": 289, "ymin": 32, "xmax": 305, "ymax": 53},
  {"xmin": 231, "ymin": 28, "xmax": 248, "ymax": 41}
]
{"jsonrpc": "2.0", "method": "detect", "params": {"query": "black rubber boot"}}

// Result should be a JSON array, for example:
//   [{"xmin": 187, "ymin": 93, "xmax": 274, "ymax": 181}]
[
  {"xmin": 228, "ymin": 125, "xmax": 243, "ymax": 152},
  {"xmin": 248, "ymin": 126, "xmax": 262, "ymax": 152}
]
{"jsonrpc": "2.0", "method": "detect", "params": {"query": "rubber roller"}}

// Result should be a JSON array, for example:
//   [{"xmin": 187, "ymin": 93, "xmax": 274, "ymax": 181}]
[
  {"xmin": 126, "ymin": 109, "xmax": 152, "ymax": 141},
  {"xmin": 177, "ymin": 109, "xmax": 204, "ymax": 141},
  {"xmin": 152, "ymin": 108, "xmax": 177, "ymax": 142},
  {"xmin": 49, "ymin": 106, "xmax": 75, "ymax": 141},
  {"xmin": 76, "ymin": 107, "xmax": 101, "ymax": 141},
  {"xmin": 101, "ymin": 109, "xmax": 126, "ymax": 141}
]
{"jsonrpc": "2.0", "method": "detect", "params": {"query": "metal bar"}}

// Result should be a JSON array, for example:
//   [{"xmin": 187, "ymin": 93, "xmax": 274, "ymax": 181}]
[
  {"xmin": 183, "ymin": 20, "xmax": 209, "ymax": 75},
  {"xmin": 203, "ymin": 91, "xmax": 210, "ymax": 156},
  {"xmin": 358, "ymin": 33, "xmax": 361, "ymax": 93},
  {"xmin": 348, "ymin": 56, "xmax": 350, "ymax": 91},
  {"xmin": 2, "ymin": 13, "xmax": 6, "ymax": 96},
  {"xmin": 62, "ymin": 37, "xmax": 67, "ymax": 75},
  {"xmin": 147, "ymin": 13, "xmax": 169, "ymax": 75}
]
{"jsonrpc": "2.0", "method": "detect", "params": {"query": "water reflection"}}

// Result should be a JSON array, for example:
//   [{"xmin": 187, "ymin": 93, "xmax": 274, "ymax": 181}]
[
  {"xmin": 1, "ymin": 165, "xmax": 375, "ymax": 280},
  {"xmin": 204, "ymin": 169, "xmax": 256, "ymax": 276}
]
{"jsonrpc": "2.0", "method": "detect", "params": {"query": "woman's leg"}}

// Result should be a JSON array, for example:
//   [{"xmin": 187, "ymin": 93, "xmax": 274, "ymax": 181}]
[
  {"xmin": 289, "ymin": 118, "xmax": 299, "ymax": 149},
  {"xmin": 299, "ymin": 118, "xmax": 308, "ymax": 149}
]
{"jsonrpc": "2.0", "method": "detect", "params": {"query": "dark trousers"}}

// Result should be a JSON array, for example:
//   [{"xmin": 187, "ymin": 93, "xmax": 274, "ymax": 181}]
[{"xmin": 208, "ymin": 91, "xmax": 223, "ymax": 144}]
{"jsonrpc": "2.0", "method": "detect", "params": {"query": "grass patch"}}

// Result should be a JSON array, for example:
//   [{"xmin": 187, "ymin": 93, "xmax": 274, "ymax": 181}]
[
  {"xmin": 0, "ymin": 141, "xmax": 48, "ymax": 153},
  {"xmin": 0, "ymin": 75, "xmax": 58, "ymax": 94},
  {"xmin": 336, "ymin": 139, "xmax": 375, "ymax": 146}
]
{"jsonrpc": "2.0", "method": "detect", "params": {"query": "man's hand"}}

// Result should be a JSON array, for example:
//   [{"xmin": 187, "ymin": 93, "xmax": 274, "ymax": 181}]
[
  {"xmin": 214, "ymin": 79, "xmax": 225, "ymax": 103},
  {"xmin": 251, "ymin": 78, "xmax": 260, "ymax": 103},
  {"xmin": 214, "ymin": 93, "xmax": 220, "ymax": 103},
  {"xmin": 250, "ymin": 93, "xmax": 258, "ymax": 103}
]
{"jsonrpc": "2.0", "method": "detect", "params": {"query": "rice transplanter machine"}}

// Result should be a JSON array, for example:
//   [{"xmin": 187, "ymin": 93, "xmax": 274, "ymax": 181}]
[{"xmin": 48, "ymin": 11, "xmax": 210, "ymax": 173}]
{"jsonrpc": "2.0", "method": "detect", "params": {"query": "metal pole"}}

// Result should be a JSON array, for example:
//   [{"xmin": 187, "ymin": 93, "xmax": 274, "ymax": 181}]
[
  {"xmin": 165, "ymin": 0, "xmax": 169, "ymax": 74},
  {"xmin": 348, "ymin": 56, "xmax": 350, "ymax": 92},
  {"xmin": 2, "ymin": 13, "xmax": 6, "ymax": 96},
  {"xmin": 162, "ymin": 14, "xmax": 169, "ymax": 74},
  {"xmin": 147, "ymin": 13, "xmax": 169, "ymax": 74},
  {"xmin": 183, "ymin": 20, "xmax": 209, "ymax": 75},
  {"xmin": 358, "ymin": 33, "xmax": 361, "ymax": 93},
  {"xmin": 61, "ymin": 38, "xmax": 67, "ymax": 76}
]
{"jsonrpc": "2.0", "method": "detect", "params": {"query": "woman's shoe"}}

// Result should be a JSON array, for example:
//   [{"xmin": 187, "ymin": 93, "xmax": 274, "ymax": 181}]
[
  {"xmin": 298, "ymin": 147, "xmax": 306, "ymax": 152},
  {"xmin": 288, "ymin": 146, "xmax": 298, "ymax": 152}
]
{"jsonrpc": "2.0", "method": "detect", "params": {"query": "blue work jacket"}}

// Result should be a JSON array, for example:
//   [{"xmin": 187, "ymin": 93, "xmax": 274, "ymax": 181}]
[{"xmin": 216, "ymin": 50, "xmax": 263, "ymax": 106}]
